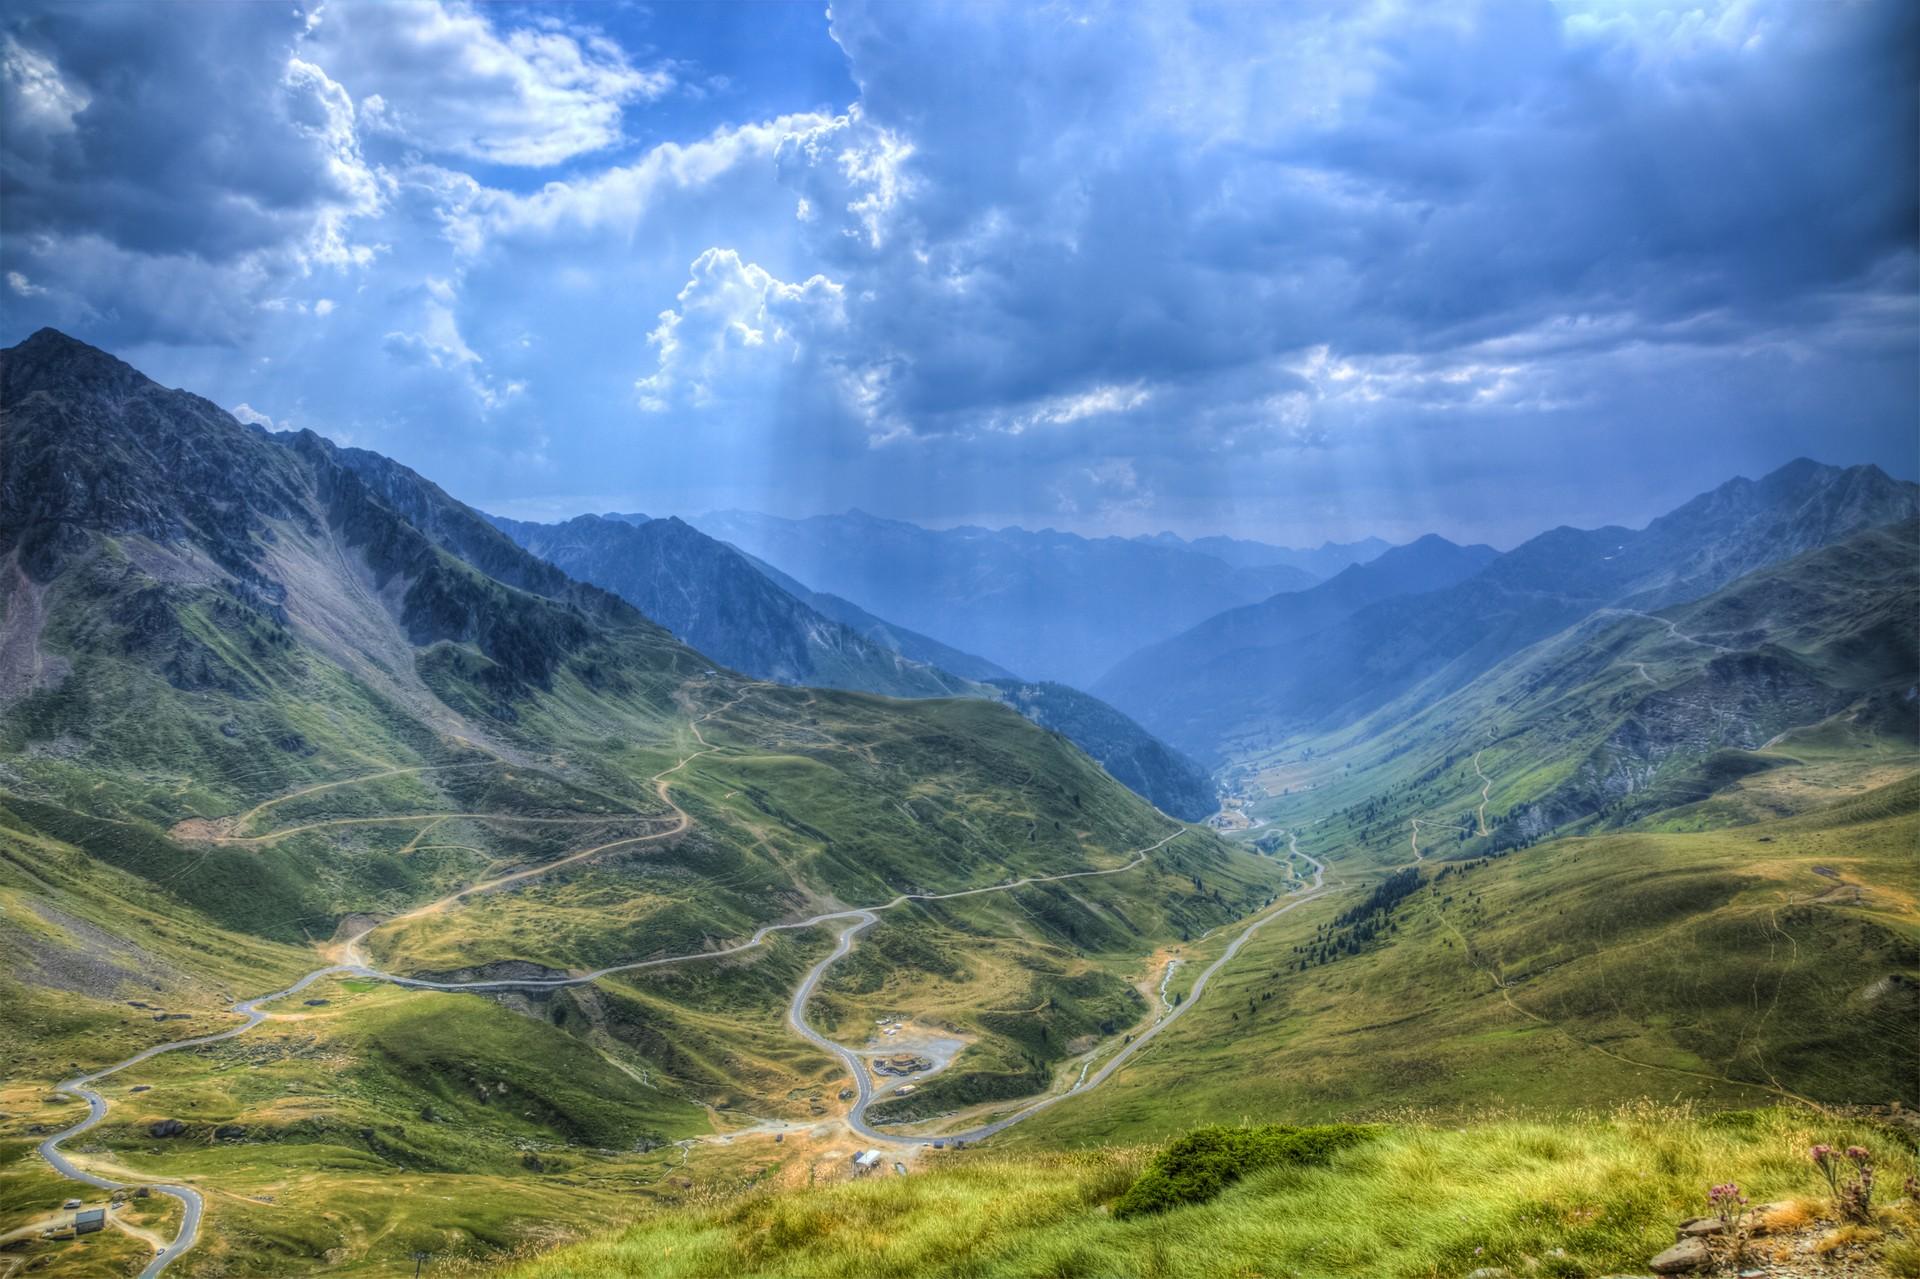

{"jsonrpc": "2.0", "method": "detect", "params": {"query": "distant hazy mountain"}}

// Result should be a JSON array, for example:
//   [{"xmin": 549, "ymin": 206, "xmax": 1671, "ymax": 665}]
[
  {"xmin": 982, "ymin": 679, "xmax": 1217, "ymax": 821},
  {"xmin": 1095, "ymin": 535, "xmax": 1499, "ymax": 748},
  {"xmin": 1133, "ymin": 531, "xmax": 1390, "ymax": 577},
  {"xmin": 1110, "ymin": 459, "xmax": 1920, "ymax": 760},
  {"xmin": 689, "ymin": 509, "xmax": 1318, "ymax": 686},
  {"xmin": 736, "ymin": 553, "xmax": 1016, "ymax": 682},
  {"xmin": 492, "ymin": 513, "xmax": 1221, "ymax": 818},
  {"xmin": 489, "ymin": 513, "xmax": 977, "ymax": 699}
]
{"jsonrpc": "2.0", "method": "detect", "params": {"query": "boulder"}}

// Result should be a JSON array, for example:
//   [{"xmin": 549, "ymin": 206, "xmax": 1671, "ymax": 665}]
[
  {"xmin": 1676, "ymin": 1216, "xmax": 1725, "ymax": 1238},
  {"xmin": 1648, "ymin": 1237, "xmax": 1712, "ymax": 1274},
  {"xmin": 148, "ymin": 1118, "xmax": 185, "ymax": 1138},
  {"xmin": 213, "ymin": 1124, "xmax": 247, "ymax": 1140}
]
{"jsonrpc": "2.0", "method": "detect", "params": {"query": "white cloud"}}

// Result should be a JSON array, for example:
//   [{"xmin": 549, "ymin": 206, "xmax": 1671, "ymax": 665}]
[
  {"xmin": 383, "ymin": 277, "xmax": 525, "ymax": 411},
  {"xmin": 230, "ymin": 403, "xmax": 276, "ymax": 428},
  {"xmin": 1052, "ymin": 456, "xmax": 1154, "ymax": 519},
  {"xmin": 636, "ymin": 248, "xmax": 846, "ymax": 413},
  {"xmin": 303, "ymin": 0, "xmax": 671, "ymax": 167},
  {"xmin": 776, "ymin": 108, "xmax": 917, "ymax": 250},
  {"xmin": 993, "ymin": 383, "xmax": 1152, "ymax": 435},
  {"xmin": 451, "ymin": 114, "xmax": 827, "ymax": 248},
  {"xmin": 6, "ymin": 270, "xmax": 46, "ymax": 297}
]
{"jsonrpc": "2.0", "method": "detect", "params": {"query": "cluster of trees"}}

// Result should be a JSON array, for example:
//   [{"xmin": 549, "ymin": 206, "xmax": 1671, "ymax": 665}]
[{"xmin": 1288, "ymin": 867, "xmax": 1426, "ymax": 970}]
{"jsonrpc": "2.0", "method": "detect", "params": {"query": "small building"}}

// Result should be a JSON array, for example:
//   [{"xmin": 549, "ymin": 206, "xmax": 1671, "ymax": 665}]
[
  {"xmin": 895, "ymin": 1084, "xmax": 917, "ymax": 1095},
  {"xmin": 74, "ymin": 1208, "xmax": 105, "ymax": 1235},
  {"xmin": 852, "ymin": 1149, "xmax": 884, "ymax": 1172}
]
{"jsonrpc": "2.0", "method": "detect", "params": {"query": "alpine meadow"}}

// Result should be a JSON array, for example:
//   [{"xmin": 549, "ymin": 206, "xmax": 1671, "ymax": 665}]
[{"xmin": 0, "ymin": 3, "xmax": 1916, "ymax": 1278}]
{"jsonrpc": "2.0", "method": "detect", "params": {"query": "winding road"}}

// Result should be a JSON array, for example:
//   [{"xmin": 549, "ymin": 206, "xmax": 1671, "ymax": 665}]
[
  {"xmin": 39, "ymin": 765, "xmax": 1332, "ymax": 1273},
  {"xmin": 794, "ymin": 847, "xmax": 1330, "ymax": 1147},
  {"xmin": 34, "ymin": 649, "xmax": 1354, "ymax": 1279},
  {"xmin": 37, "ymin": 965, "xmax": 351, "ymax": 1278},
  {"xmin": 1472, "ymin": 750, "xmax": 1493, "ymax": 837}
]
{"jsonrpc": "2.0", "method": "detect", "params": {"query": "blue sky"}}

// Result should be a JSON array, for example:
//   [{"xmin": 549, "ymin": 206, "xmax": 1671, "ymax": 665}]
[{"xmin": 2, "ymin": 0, "xmax": 1914, "ymax": 546}]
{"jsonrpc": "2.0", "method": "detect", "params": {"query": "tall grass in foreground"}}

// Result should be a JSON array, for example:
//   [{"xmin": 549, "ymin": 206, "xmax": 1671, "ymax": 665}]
[{"xmin": 503, "ymin": 1106, "xmax": 1916, "ymax": 1278}]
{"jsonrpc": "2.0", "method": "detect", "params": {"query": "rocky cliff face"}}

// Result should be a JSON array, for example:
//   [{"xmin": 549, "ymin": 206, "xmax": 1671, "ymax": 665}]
[
  {"xmin": 1491, "ymin": 519, "xmax": 1919, "ymax": 843},
  {"xmin": 1530, "ymin": 653, "xmax": 1858, "ymax": 829}
]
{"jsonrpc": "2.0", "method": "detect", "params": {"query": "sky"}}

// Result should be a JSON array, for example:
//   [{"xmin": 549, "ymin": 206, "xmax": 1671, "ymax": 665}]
[{"xmin": 2, "ymin": 0, "xmax": 1915, "ymax": 548}]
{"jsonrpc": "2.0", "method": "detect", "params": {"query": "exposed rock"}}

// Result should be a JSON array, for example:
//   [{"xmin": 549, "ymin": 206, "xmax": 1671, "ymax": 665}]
[
  {"xmin": 1676, "ymin": 1215, "xmax": 1726, "ymax": 1238},
  {"xmin": 1648, "ymin": 1237, "xmax": 1712, "ymax": 1273},
  {"xmin": 213, "ymin": 1124, "xmax": 247, "ymax": 1140},
  {"xmin": 149, "ymin": 1118, "xmax": 185, "ymax": 1138}
]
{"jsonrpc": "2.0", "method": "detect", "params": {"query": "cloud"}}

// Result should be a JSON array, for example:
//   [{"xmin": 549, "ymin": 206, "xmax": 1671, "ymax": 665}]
[
  {"xmin": 772, "ymin": 0, "xmax": 1917, "ymax": 455},
  {"xmin": 302, "ymin": 1, "xmax": 672, "ymax": 167},
  {"xmin": 988, "ymin": 382, "xmax": 1153, "ymax": 436},
  {"xmin": 452, "ymin": 114, "xmax": 826, "ymax": 246},
  {"xmin": 382, "ymin": 276, "xmax": 524, "ymax": 411},
  {"xmin": 230, "ymin": 403, "xmax": 276, "ymax": 428},
  {"xmin": 0, "ymin": 3, "xmax": 383, "ymax": 343},
  {"xmin": 635, "ymin": 248, "xmax": 846, "ymax": 415},
  {"xmin": 0, "ymin": 0, "xmax": 1911, "ymax": 544}
]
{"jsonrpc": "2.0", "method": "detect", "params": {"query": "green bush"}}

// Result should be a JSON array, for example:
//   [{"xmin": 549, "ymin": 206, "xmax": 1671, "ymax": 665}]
[{"xmin": 1111, "ymin": 1123, "xmax": 1378, "ymax": 1218}]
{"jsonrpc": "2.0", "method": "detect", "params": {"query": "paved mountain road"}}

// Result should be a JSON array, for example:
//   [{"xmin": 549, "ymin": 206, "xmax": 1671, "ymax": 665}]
[
  {"xmin": 36, "ymin": 817, "xmax": 1218, "ymax": 1273},
  {"xmin": 37, "ymin": 692, "xmax": 1331, "ymax": 1275}
]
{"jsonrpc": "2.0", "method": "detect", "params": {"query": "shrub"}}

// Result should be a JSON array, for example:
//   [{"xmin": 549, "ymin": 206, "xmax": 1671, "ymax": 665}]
[{"xmin": 1111, "ymin": 1123, "xmax": 1377, "ymax": 1218}]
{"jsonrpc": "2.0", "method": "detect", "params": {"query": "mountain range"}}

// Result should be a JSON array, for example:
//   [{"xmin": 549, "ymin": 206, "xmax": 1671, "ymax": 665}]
[
  {"xmin": 690, "ymin": 508, "xmax": 1321, "ymax": 686},
  {"xmin": 486, "ymin": 510, "xmax": 1217, "ymax": 820},
  {"xmin": 3, "ymin": 328, "xmax": 1915, "ymax": 1279},
  {"xmin": 1131, "ymin": 531, "xmax": 1390, "ymax": 577},
  {"xmin": 1098, "ymin": 460, "xmax": 1919, "ymax": 763},
  {"xmin": 488, "ymin": 512, "xmax": 977, "ymax": 699}
]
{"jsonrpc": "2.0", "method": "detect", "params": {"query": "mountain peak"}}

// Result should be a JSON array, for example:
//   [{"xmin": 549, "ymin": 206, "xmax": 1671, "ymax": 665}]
[{"xmin": 2, "ymin": 327, "xmax": 149, "ymax": 397}]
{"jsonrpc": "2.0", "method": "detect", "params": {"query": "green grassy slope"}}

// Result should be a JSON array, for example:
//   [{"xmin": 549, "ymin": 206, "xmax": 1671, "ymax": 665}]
[
  {"xmin": 1232, "ymin": 519, "xmax": 1919, "ymax": 871},
  {"xmin": 1001, "ymin": 780, "xmax": 1917, "ymax": 1147},
  {"xmin": 0, "ymin": 331, "xmax": 1278, "ymax": 1273},
  {"xmin": 504, "ymin": 1108, "xmax": 1917, "ymax": 1279}
]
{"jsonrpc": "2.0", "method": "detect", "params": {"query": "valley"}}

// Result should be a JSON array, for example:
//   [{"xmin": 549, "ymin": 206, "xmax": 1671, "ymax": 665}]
[
  {"xmin": 1, "ymin": 333, "xmax": 1913, "ymax": 1278},
  {"xmin": 6, "ymin": 8, "xmax": 1917, "ymax": 1277}
]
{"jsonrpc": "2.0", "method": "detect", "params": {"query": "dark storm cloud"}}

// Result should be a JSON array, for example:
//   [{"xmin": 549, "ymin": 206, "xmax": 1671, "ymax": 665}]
[
  {"xmin": 802, "ymin": 0, "xmax": 1917, "ymax": 436},
  {"xmin": 1, "ymin": 4, "xmax": 373, "ymax": 261},
  {"xmin": 0, "ymin": 0, "xmax": 1912, "ymax": 543}
]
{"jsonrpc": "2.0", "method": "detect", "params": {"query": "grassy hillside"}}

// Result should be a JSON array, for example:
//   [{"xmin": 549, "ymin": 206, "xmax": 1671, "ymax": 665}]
[
  {"xmin": 1004, "ymin": 780, "xmax": 1917, "ymax": 1149},
  {"xmin": 984, "ymin": 679, "xmax": 1218, "ymax": 822},
  {"xmin": 0, "ymin": 332, "xmax": 1288, "ymax": 1275},
  {"xmin": 1230, "ymin": 519, "xmax": 1919, "ymax": 871},
  {"xmin": 504, "ymin": 1107, "xmax": 1919, "ymax": 1279}
]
